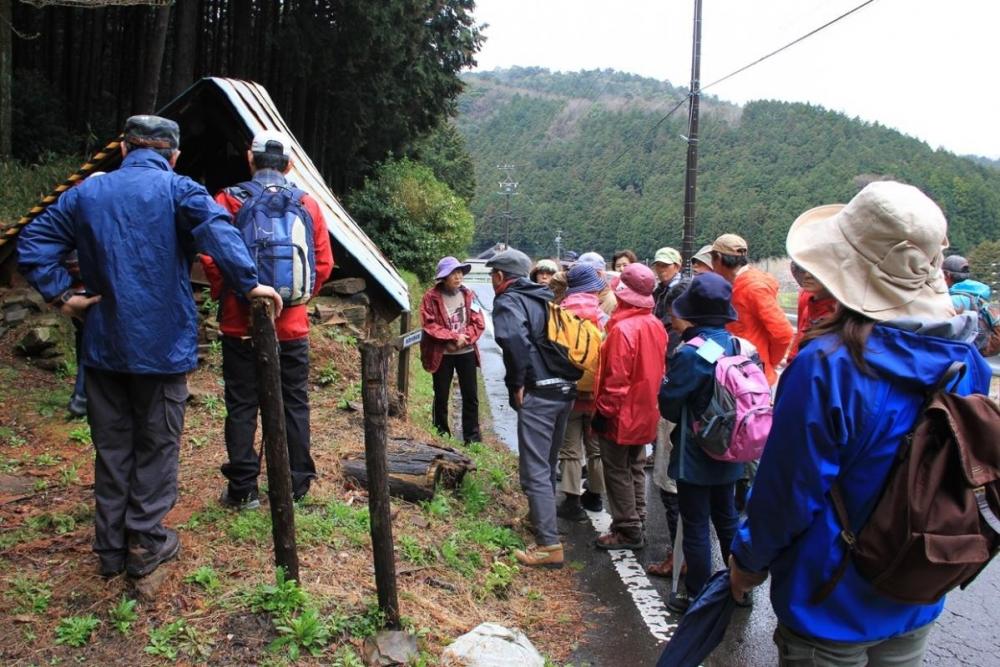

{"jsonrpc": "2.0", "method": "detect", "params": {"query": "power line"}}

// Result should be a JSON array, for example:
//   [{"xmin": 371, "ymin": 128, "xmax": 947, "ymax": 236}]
[
  {"xmin": 699, "ymin": 0, "xmax": 880, "ymax": 94},
  {"xmin": 605, "ymin": 93, "xmax": 691, "ymax": 171}
]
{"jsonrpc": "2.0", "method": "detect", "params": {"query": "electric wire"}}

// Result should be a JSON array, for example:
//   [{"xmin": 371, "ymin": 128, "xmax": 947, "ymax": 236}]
[{"xmin": 698, "ymin": 0, "xmax": 880, "ymax": 94}]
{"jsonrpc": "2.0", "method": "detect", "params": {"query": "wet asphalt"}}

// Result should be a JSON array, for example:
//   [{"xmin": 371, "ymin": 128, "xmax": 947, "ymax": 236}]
[{"xmin": 467, "ymin": 278, "xmax": 1000, "ymax": 667}]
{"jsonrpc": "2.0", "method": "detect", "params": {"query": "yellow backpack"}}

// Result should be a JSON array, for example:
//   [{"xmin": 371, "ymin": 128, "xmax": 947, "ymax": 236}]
[{"xmin": 539, "ymin": 301, "xmax": 602, "ymax": 392}]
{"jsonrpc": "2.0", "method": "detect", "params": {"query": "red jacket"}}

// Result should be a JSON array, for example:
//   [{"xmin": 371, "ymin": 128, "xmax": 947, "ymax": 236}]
[
  {"xmin": 727, "ymin": 267, "xmax": 793, "ymax": 385},
  {"xmin": 419, "ymin": 285, "xmax": 485, "ymax": 373},
  {"xmin": 595, "ymin": 303, "xmax": 667, "ymax": 445},
  {"xmin": 201, "ymin": 181, "xmax": 335, "ymax": 341},
  {"xmin": 789, "ymin": 290, "xmax": 838, "ymax": 360}
]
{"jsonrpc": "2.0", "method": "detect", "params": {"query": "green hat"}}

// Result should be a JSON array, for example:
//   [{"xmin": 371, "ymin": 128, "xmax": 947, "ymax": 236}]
[{"xmin": 653, "ymin": 247, "xmax": 681, "ymax": 266}]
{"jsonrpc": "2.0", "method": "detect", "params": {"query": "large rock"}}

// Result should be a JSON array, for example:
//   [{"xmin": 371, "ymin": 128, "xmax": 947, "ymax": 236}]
[
  {"xmin": 363, "ymin": 630, "xmax": 418, "ymax": 666},
  {"xmin": 0, "ymin": 288, "xmax": 45, "ymax": 312},
  {"xmin": 3, "ymin": 305, "xmax": 31, "ymax": 325},
  {"xmin": 17, "ymin": 327, "xmax": 56, "ymax": 357},
  {"xmin": 440, "ymin": 623, "xmax": 544, "ymax": 667}
]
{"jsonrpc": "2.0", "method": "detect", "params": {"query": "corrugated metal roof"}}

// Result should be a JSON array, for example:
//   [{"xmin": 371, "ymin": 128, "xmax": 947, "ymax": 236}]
[
  {"xmin": 1, "ymin": 77, "xmax": 410, "ymax": 313},
  {"xmin": 209, "ymin": 78, "xmax": 409, "ymax": 312}
]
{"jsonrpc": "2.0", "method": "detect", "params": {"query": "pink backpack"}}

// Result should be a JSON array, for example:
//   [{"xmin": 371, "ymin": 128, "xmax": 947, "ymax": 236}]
[{"xmin": 687, "ymin": 336, "xmax": 772, "ymax": 463}]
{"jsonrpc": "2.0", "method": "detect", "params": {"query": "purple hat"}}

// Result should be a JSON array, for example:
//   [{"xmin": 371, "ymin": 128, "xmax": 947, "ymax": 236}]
[
  {"xmin": 435, "ymin": 256, "xmax": 472, "ymax": 281},
  {"xmin": 566, "ymin": 264, "xmax": 606, "ymax": 295},
  {"xmin": 614, "ymin": 263, "xmax": 656, "ymax": 309}
]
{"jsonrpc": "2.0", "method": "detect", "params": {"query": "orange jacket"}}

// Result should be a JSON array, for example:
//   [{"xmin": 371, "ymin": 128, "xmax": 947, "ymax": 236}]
[
  {"xmin": 201, "ymin": 184, "xmax": 335, "ymax": 341},
  {"xmin": 727, "ymin": 267, "xmax": 793, "ymax": 385}
]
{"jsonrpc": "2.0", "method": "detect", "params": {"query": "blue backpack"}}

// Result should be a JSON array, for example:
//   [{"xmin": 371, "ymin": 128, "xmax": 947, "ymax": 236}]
[{"xmin": 232, "ymin": 180, "xmax": 317, "ymax": 306}]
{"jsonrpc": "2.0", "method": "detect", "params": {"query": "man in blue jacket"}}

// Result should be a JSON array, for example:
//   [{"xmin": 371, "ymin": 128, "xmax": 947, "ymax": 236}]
[{"xmin": 18, "ymin": 115, "xmax": 281, "ymax": 579}]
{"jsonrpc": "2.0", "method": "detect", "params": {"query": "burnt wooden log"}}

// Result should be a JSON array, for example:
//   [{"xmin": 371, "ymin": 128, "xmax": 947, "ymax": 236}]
[
  {"xmin": 360, "ymin": 341, "xmax": 400, "ymax": 629},
  {"xmin": 341, "ymin": 437, "xmax": 475, "ymax": 503},
  {"xmin": 251, "ymin": 298, "xmax": 299, "ymax": 582}
]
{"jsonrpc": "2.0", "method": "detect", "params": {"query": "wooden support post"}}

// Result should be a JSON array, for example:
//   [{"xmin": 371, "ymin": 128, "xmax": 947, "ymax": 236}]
[
  {"xmin": 396, "ymin": 312, "xmax": 411, "ymax": 417},
  {"xmin": 250, "ymin": 298, "xmax": 299, "ymax": 582},
  {"xmin": 361, "ymin": 341, "xmax": 401, "ymax": 629}
]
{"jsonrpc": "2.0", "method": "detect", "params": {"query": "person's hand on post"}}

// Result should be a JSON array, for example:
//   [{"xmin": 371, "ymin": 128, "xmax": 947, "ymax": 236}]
[
  {"xmin": 247, "ymin": 284, "xmax": 283, "ymax": 318},
  {"xmin": 59, "ymin": 293, "xmax": 101, "ymax": 321}
]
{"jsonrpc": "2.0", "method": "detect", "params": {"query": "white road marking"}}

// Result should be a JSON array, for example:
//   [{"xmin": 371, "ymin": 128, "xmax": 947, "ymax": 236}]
[{"xmin": 589, "ymin": 509, "xmax": 680, "ymax": 643}]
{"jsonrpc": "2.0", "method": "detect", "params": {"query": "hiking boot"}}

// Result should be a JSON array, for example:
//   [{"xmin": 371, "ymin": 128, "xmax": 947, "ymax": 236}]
[
  {"xmin": 514, "ymin": 543, "xmax": 564, "ymax": 569},
  {"xmin": 580, "ymin": 489, "xmax": 603, "ymax": 513},
  {"xmin": 67, "ymin": 393, "xmax": 87, "ymax": 419},
  {"xmin": 98, "ymin": 556, "xmax": 125, "ymax": 578},
  {"xmin": 595, "ymin": 530, "xmax": 645, "ymax": 551},
  {"xmin": 219, "ymin": 487, "xmax": 261, "ymax": 511},
  {"xmin": 557, "ymin": 494, "xmax": 588, "ymax": 522},
  {"xmin": 666, "ymin": 590, "xmax": 691, "ymax": 614},
  {"xmin": 645, "ymin": 555, "xmax": 687, "ymax": 578},
  {"xmin": 126, "ymin": 529, "xmax": 180, "ymax": 578}
]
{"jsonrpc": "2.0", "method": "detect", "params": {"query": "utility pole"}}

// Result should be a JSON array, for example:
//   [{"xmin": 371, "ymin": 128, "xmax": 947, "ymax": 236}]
[
  {"xmin": 497, "ymin": 164, "xmax": 518, "ymax": 248},
  {"xmin": 555, "ymin": 229, "xmax": 563, "ymax": 261},
  {"xmin": 681, "ymin": 0, "xmax": 703, "ymax": 274}
]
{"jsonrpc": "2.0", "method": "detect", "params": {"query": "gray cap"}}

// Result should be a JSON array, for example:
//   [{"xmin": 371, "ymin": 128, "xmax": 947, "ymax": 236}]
[
  {"xmin": 486, "ymin": 248, "xmax": 532, "ymax": 278},
  {"xmin": 124, "ymin": 115, "xmax": 180, "ymax": 150},
  {"xmin": 942, "ymin": 254, "xmax": 970, "ymax": 276}
]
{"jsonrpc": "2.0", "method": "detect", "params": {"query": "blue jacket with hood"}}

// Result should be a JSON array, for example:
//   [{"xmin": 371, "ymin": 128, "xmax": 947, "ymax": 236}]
[
  {"xmin": 18, "ymin": 149, "xmax": 259, "ymax": 375},
  {"xmin": 730, "ymin": 314, "xmax": 991, "ymax": 643},
  {"xmin": 949, "ymin": 278, "xmax": 991, "ymax": 311}
]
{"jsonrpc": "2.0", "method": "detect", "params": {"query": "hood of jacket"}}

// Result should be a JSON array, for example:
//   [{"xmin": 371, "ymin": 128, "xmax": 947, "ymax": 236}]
[
  {"xmin": 506, "ymin": 277, "xmax": 555, "ymax": 302},
  {"xmin": 862, "ymin": 312, "xmax": 989, "ymax": 391},
  {"xmin": 949, "ymin": 278, "xmax": 991, "ymax": 301},
  {"xmin": 561, "ymin": 292, "xmax": 605, "ymax": 329}
]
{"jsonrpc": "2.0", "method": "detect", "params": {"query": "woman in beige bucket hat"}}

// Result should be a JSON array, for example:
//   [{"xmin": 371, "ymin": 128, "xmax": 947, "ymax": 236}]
[{"xmin": 726, "ymin": 181, "xmax": 993, "ymax": 665}]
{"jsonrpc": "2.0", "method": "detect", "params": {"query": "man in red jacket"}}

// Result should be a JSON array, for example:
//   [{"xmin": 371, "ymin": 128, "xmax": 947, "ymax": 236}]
[
  {"xmin": 711, "ymin": 234, "xmax": 793, "ymax": 385},
  {"xmin": 592, "ymin": 263, "xmax": 667, "ymax": 550},
  {"xmin": 202, "ymin": 131, "xmax": 335, "ymax": 509}
]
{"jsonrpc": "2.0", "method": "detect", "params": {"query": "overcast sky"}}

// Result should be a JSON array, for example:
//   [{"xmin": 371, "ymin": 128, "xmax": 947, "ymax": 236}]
[{"xmin": 471, "ymin": 0, "xmax": 1000, "ymax": 159}]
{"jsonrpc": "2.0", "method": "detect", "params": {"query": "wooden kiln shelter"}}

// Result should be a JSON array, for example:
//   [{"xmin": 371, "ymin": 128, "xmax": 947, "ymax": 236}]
[{"xmin": 0, "ymin": 77, "xmax": 410, "ymax": 318}]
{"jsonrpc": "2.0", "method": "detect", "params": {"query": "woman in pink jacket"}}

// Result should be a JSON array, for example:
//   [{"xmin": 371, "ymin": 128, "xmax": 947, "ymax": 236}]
[
  {"xmin": 419, "ymin": 257, "xmax": 486, "ymax": 444},
  {"xmin": 591, "ymin": 263, "xmax": 667, "ymax": 549}
]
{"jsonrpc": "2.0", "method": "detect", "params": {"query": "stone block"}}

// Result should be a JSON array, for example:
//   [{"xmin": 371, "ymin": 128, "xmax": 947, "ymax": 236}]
[
  {"xmin": 341, "ymin": 305, "xmax": 369, "ymax": 329},
  {"xmin": 441, "ymin": 623, "xmax": 544, "ymax": 667},
  {"xmin": 330, "ymin": 277, "xmax": 367, "ymax": 296}
]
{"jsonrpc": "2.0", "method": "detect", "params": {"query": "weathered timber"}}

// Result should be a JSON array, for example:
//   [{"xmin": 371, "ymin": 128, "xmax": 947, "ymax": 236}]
[
  {"xmin": 250, "ymin": 297, "xmax": 299, "ymax": 582},
  {"xmin": 341, "ymin": 437, "xmax": 475, "ymax": 502},
  {"xmin": 361, "ymin": 341, "xmax": 400, "ymax": 629}
]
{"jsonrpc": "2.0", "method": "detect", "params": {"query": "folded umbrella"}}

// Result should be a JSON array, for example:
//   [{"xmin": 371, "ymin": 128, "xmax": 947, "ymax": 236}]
[{"xmin": 656, "ymin": 570, "xmax": 736, "ymax": 667}]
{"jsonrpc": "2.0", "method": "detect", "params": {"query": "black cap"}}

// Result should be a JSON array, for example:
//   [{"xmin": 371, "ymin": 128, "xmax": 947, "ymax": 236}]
[{"xmin": 124, "ymin": 115, "xmax": 180, "ymax": 150}]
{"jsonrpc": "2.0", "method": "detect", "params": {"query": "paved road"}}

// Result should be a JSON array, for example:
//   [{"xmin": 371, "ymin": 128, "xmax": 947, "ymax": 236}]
[{"xmin": 468, "ymin": 277, "xmax": 1000, "ymax": 666}]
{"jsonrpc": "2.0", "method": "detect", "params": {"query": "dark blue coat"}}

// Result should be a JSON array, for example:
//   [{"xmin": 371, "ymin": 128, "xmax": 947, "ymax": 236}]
[
  {"xmin": 730, "ymin": 318, "xmax": 990, "ymax": 642},
  {"xmin": 660, "ymin": 325, "xmax": 745, "ymax": 486},
  {"xmin": 18, "ymin": 149, "xmax": 259, "ymax": 374}
]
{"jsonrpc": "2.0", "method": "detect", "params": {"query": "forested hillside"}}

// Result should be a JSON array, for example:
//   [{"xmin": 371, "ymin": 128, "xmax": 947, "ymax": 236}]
[{"xmin": 457, "ymin": 67, "xmax": 1000, "ymax": 261}]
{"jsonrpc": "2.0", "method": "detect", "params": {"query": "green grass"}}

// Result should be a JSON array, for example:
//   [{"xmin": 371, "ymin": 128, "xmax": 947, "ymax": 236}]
[
  {"xmin": 8, "ymin": 574, "xmax": 52, "ymax": 614},
  {"xmin": 184, "ymin": 565, "xmax": 222, "ymax": 594},
  {"xmin": 0, "ymin": 155, "xmax": 82, "ymax": 226},
  {"xmin": 109, "ymin": 596, "xmax": 138, "ymax": 635},
  {"xmin": 398, "ymin": 534, "xmax": 436, "ymax": 566},
  {"xmin": 54, "ymin": 614, "xmax": 100, "ymax": 647}
]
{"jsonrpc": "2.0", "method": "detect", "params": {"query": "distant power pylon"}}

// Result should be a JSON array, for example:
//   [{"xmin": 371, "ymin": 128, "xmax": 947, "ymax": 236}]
[{"xmin": 496, "ymin": 164, "xmax": 518, "ymax": 247}]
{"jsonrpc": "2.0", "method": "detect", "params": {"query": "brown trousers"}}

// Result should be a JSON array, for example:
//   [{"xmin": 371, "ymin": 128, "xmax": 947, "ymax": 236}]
[{"xmin": 599, "ymin": 435, "xmax": 647, "ymax": 540}]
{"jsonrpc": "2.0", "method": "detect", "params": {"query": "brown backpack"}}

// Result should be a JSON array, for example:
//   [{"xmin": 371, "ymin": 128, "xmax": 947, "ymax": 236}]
[{"xmin": 813, "ymin": 362, "xmax": 1000, "ymax": 606}]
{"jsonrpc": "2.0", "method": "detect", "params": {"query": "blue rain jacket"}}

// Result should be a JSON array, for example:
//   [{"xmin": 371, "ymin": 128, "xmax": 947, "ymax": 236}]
[
  {"xmin": 18, "ymin": 149, "xmax": 259, "ymax": 374},
  {"xmin": 730, "ymin": 317, "xmax": 991, "ymax": 642},
  {"xmin": 660, "ymin": 325, "xmax": 745, "ymax": 486},
  {"xmin": 949, "ymin": 278, "xmax": 991, "ymax": 311}
]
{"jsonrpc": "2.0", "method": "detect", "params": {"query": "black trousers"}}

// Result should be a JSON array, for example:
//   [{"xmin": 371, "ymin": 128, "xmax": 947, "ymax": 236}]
[
  {"xmin": 220, "ymin": 336, "xmax": 315, "ymax": 499},
  {"xmin": 431, "ymin": 352, "xmax": 480, "ymax": 443},
  {"xmin": 86, "ymin": 367, "xmax": 187, "ymax": 569}
]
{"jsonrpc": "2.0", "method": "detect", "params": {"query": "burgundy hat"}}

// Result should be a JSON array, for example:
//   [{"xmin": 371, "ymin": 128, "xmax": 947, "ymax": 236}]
[{"xmin": 614, "ymin": 263, "xmax": 656, "ymax": 308}]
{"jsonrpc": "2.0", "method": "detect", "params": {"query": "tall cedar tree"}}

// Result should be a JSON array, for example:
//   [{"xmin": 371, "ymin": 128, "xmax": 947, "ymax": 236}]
[{"xmin": 8, "ymin": 0, "xmax": 483, "ymax": 195}]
